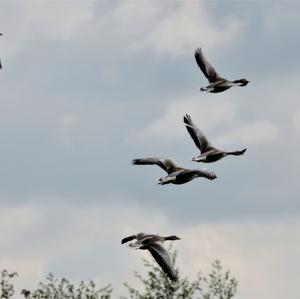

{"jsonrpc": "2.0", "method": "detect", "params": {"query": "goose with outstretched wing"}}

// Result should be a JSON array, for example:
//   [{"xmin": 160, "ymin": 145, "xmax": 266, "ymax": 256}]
[
  {"xmin": 132, "ymin": 157, "xmax": 216, "ymax": 185},
  {"xmin": 122, "ymin": 233, "xmax": 180, "ymax": 281},
  {"xmin": 195, "ymin": 47, "xmax": 249, "ymax": 93},
  {"xmin": 184, "ymin": 114, "xmax": 246, "ymax": 163}
]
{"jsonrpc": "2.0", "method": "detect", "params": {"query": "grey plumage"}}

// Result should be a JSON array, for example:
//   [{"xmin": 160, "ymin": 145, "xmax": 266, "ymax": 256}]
[
  {"xmin": 194, "ymin": 48, "xmax": 249, "ymax": 93},
  {"xmin": 132, "ymin": 157, "xmax": 217, "ymax": 184},
  {"xmin": 184, "ymin": 114, "xmax": 246, "ymax": 163},
  {"xmin": 132, "ymin": 157, "xmax": 179, "ymax": 174},
  {"xmin": 122, "ymin": 233, "xmax": 180, "ymax": 281}
]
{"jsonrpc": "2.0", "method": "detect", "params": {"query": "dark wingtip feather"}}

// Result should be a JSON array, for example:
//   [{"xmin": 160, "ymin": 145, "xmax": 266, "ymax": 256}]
[
  {"xmin": 183, "ymin": 114, "xmax": 196, "ymax": 132},
  {"xmin": 183, "ymin": 113, "xmax": 189, "ymax": 120},
  {"xmin": 183, "ymin": 113, "xmax": 192, "ymax": 124},
  {"xmin": 194, "ymin": 47, "xmax": 202, "ymax": 55},
  {"xmin": 208, "ymin": 172, "xmax": 217, "ymax": 180},
  {"xmin": 167, "ymin": 271, "xmax": 178, "ymax": 282}
]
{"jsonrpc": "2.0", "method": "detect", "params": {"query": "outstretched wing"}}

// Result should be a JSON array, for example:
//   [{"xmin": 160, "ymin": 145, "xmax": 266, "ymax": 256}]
[
  {"xmin": 132, "ymin": 158, "xmax": 179, "ymax": 174},
  {"xmin": 194, "ymin": 48, "xmax": 222, "ymax": 83},
  {"xmin": 193, "ymin": 169, "xmax": 217, "ymax": 180},
  {"xmin": 183, "ymin": 114, "xmax": 214, "ymax": 153},
  {"xmin": 147, "ymin": 243, "xmax": 177, "ymax": 281},
  {"xmin": 180, "ymin": 169, "xmax": 217, "ymax": 181}
]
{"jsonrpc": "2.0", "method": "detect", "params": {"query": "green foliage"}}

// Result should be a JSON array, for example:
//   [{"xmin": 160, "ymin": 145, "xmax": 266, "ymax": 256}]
[
  {"xmin": 122, "ymin": 249, "xmax": 200, "ymax": 299},
  {"xmin": 122, "ymin": 248, "xmax": 237, "ymax": 299},
  {"xmin": 1, "ymin": 252, "xmax": 237, "ymax": 299},
  {"xmin": 197, "ymin": 260, "xmax": 238, "ymax": 299},
  {"xmin": 0, "ymin": 270, "xmax": 18, "ymax": 299},
  {"xmin": 21, "ymin": 273, "xmax": 112, "ymax": 299}
]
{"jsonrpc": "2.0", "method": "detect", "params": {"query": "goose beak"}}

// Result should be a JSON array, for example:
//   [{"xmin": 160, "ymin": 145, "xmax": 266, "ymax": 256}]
[{"xmin": 157, "ymin": 179, "xmax": 163, "ymax": 185}]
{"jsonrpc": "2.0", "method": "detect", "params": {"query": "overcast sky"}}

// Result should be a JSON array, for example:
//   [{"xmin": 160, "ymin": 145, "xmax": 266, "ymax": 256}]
[{"xmin": 0, "ymin": 1, "xmax": 300, "ymax": 299}]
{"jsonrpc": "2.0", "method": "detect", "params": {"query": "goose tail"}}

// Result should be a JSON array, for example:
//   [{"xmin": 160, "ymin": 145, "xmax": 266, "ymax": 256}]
[{"xmin": 228, "ymin": 148, "xmax": 247, "ymax": 156}]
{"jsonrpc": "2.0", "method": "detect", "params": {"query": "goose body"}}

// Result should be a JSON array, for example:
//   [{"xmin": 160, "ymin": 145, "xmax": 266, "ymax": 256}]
[
  {"xmin": 194, "ymin": 48, "xmax": 249, "ymax": 93},
  {"xmin": 184, "ymin": 114, "xmax": 246, "ymax": 163},
  {"xmin": 132, "ymin": 157, "xmax": 217, "ymax": 185},
  {"xmin": 122, "ymin": 233, "xmax": 180, "ymax": 281}
]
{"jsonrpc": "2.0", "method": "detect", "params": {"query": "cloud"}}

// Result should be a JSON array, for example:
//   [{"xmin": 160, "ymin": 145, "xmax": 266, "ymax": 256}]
[
  {"xmin": 132, "ymin": 96, "xmax": 236, "ymax": 145},
  {"xmin": 0, "ymin": 204, "xmax": 42, "ymax": 243},
  {"xmin": 132, "ymin": 1, "xmax": 240, "ymax": 57},
  {"xmin": 132, "ymin": 95, "xmax": 278, "ymax": 148},
  {"xmin": 177, "ymin": 219, "xmax": 300, "ymax": 299},
  {"xmin": 21, "ymin": 2, "xmax": 94, "ymax": 41},
  {"xmin": 1, "ymin": 2, "xmax": 95, "ymax": 38},
  {"xmin": 0, "ymin": 1, "xmax": 95, "ymax": 61},
  {"xmin": 121, "ymin": 1, "xmax": 241, "ymax": 57},
  {"xmin": 215, "ymin": 121, "xmax": 278, "ymax": 147}
]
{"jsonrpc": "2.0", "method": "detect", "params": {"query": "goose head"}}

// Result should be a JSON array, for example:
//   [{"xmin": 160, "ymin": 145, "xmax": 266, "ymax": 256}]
[
  {"xmin": 234, "ymin": 79, "xmax": 249, "ymax": 86},
  {"xmin": 165, "ymin": 235, "xmax": 181, "ymax": 241}
]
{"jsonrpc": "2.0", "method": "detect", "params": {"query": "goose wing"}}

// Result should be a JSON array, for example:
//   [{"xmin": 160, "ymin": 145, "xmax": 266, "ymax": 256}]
[
  {"xmin": 183, "ymin": 114, "xmax": 214, "ymax": 153},
  {"xmin": 194, "ymin": 48, "xmax": 222, "ymax": 83},
  {"xmin": 180, "ymin": 169, "xmax": 217, "ymax": 181},
  {"xmin": 132, "ymin": 158, "xmax": 179, "ymax": 174},
  {"xmin": 147, "ymin": 243, "xmax": 177, "ymax": 281},
  {"xmin": 193, "ymin": 169, "xmax": 217, "ymax": 180}
]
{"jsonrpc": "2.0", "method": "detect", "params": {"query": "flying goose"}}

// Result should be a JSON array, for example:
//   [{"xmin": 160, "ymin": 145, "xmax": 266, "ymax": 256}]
[
  {"xmin": 132, "ymin": 157, "xmax": 216, "ymax": 185},
  {"xmin": 122, "ymin": 233, "xmax": 180, "ymax": 281},
  {"xmin": 184, "ymin": 114, "xmax": 246, "ymax": 163},
  {"xmin": 194, "ymin": 47, "xmax": 249, "ymax": 93}
]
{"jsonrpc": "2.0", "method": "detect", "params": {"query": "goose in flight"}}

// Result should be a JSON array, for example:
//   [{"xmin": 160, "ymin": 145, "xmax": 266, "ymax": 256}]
[
  {"xmin": 184, "ymin": 114, "xmax": 246, "ymax": 163},
  {"xmin": 122, "ymin": 233, "xmax": 180, "ymax": 281},
  {"xmin": 132, "ymin": 157, "xmax": 216, "ymax": 185},
  {"xmin": 194, "ymin": 47, "xmax": 249, "ymax": 93}
]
